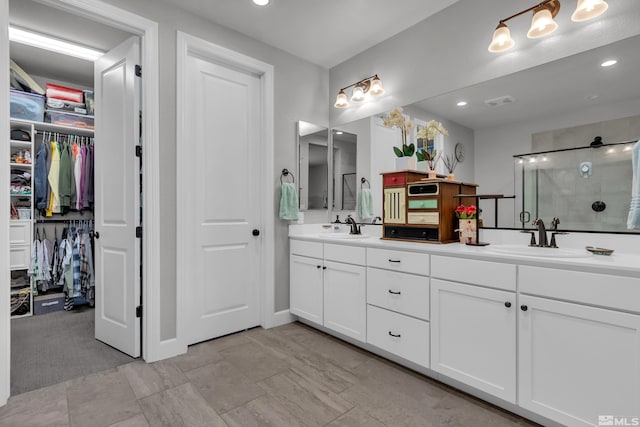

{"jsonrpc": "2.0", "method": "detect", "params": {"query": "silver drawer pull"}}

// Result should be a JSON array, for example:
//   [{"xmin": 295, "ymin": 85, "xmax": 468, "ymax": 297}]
[
  {"xmin": 388, "ymin": 290, "xmax": 401, "ymax": 295},
  {"xmin": 388, "ymin": 331, "xmax": 401, "ymax": 338},
  {"xmin": 388, "ymin": 259, "xmax": 401, "ymax": 263}
]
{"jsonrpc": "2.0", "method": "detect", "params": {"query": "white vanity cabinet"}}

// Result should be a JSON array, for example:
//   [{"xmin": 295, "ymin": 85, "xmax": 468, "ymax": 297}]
[
  {"xmin": 290, "ymin": 240, "xmax": 324, "ymax": 324},
  {"xmin": 518, "ymin": 266, "xmax": 640, "ymax": 427},
  {"xmin": 430, "ymin": 255, "xmax": 517, "ymax": 403},
  {"xmin": 289, "ymin": 239, "xmax": 367, "ymax": 342},
  {"xmin": 366, "ymin": 248, "xmax": 430, "ymax": 368}
]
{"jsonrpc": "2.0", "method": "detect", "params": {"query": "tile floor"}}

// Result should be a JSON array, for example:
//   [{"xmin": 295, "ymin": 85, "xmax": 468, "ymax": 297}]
[{"xmin": 0, "ymin": 322, "xmax": 540, "ymax": 427}]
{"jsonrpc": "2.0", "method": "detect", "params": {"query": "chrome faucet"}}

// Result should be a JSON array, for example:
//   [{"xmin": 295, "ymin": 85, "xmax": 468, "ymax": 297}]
[
  {"xmin": 533, "ymin": 218, "xmax": 548, "ymax": 247},
  {"xmin": 345, "ymin": 215, "xmax": 361, "ymax": 235}
]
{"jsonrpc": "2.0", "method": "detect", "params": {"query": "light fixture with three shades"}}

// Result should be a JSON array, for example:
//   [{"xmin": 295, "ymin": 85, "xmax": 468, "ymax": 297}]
[
  {"xmin": 488, "ymin": 0, "xmax": 609, "ymax": 53},
  {"xmin": 334, "ymin": 74, "xmax": 385, "ymax": 108}
]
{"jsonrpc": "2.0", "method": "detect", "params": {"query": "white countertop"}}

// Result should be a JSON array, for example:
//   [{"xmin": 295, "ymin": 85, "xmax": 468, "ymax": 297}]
[{"xmin": 289, "ymin": 224, "xmax": 640, "ymax": 278}]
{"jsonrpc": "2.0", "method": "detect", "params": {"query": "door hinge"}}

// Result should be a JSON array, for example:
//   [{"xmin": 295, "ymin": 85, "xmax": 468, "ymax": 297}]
[
  {"xmin": 136, "ymin": 305, "xmax": 142, "ymax": 318},
  {"xmin": 136, "ymin": 226, "xmax": 143, "ymax": 238},
  {"xmin": 135, "ymin": 145, "xmax": 142, "ymax": 157},
  {"xmin": 135, "ymin": 64, "xmax": 142, "ymax": 77}
]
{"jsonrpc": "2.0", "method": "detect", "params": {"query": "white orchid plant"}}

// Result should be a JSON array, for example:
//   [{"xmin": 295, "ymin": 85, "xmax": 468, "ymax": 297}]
[{"xmin": 383, "ymin": 107, "xmax": 415, "ymax": 158}]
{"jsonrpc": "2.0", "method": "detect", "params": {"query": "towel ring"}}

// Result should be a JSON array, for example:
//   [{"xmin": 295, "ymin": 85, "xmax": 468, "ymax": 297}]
[
  {"xmin": 281, "ymin": 168, "xmax": 295, "ymax": 184},
  {"xmin": 361, "ymin": 177, "xmax": 370, "ymax": 189}
]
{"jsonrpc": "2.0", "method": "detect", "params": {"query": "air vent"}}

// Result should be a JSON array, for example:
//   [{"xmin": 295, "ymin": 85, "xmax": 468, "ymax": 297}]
[{"xmin": 484, "ymin": 95, "xmax": 516, "ymax": 107}]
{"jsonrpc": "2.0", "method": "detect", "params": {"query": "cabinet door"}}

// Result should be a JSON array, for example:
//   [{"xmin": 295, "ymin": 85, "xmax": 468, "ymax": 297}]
[
  {"xmin": 290, "ymin": 254, "xmax": 324, "ymax": 325},
  {"xmin": 324, "ymin": 260, "xmax": 366, "ymax": 342},
  {"xmin": 519, "ymin": 295, "xmax": 640, "ymax": 427},
  {"xmin": 431, "ymin": 279, "xmax": 516, "ymax": 403}
]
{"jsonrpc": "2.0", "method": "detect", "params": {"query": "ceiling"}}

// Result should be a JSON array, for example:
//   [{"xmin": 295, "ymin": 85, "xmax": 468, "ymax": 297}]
[
  {"xmin": 159, "ymin": 0, "xmax": 459, "ymax": 68},
  {"xmin": 414, "ymin": 34, "xmax": 640, "ymax": 130}
]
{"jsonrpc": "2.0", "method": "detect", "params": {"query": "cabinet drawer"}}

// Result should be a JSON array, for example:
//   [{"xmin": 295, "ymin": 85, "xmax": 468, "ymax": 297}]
[
  {"xmin": 324, "ymin": 243, "xmax": 365, "ymax": 265},
  {"xmin": 367, "ymin": 248, "xmax": 429, "ymax": 276},
  {"xmin": 383, "ymin": 173, "xmax": 405, "ymax": 187},
  {"xmin": 407, "ymin": 212, "xmax": 438, "ymax": 225},
  {"xmin": 10, "ymin": 221, "xmax": 31, "ymax": 245},
  {"xmin": 367, "ymin": 305, "xmax": 429, "ymax": 368},
  {"xmin": 408, "ymin": 199, "xmax": 438, "ymax": 209},
  {"xmin": 290, "ymin": 239, "xmax": 323, "ymax": 258},
  {"xmin": 10, "ymin": 245, "xmax": 30, "ymax": 270},
  {"xmin": 367, "ymin": 267, "xmax": 429, "ymax": 320},
  {"xmin": 519, "ymin": 265, "xmax": 640, "ymax": 313},
  {"xmin": 431, "ymin": 255, "xmax": 515, "ymax": 291}
]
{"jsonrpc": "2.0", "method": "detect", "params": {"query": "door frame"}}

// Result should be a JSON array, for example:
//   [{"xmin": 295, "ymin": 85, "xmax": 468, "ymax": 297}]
[
  {"xmin": 0, "ymin": 0, "xmax": 162, "ymax": 405},
  {"xmin": 176, "ymin": 32, "xmax": 275, "ymax": 353}
]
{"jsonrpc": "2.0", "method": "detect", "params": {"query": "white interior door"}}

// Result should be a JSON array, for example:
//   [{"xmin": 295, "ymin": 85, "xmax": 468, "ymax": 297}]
[
  {"xmin": 182, "ymin": 49, "xmax": 262, "ymax": 345},
  {"xmin": 94, "ymin": 36, "xmax": 141, "ymax": 357}
]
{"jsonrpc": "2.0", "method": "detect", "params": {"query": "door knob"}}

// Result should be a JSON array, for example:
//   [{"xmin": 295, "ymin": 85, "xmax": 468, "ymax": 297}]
[
  {"xmin": 521, "ymin": 305, "xmax": 528, "ymax": 311},
  {"xmin": 252, "ymin": 229, "xmax": 260, "ymax": 236},
  {"xmin": 504, "ymin": 301, "xmax": 512, "ymax": 308},
  {"xmin": 94, "ymin": 231, "xmax": 100, "ymax": 239}
]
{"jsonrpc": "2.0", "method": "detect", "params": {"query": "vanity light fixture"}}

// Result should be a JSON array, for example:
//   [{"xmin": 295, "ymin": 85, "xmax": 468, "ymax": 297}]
[
  {"xmin": 9, "ymin": 26, "xmax": 104, "ymax": 61},
  {"xmin": 334, "ymin": 74, "xmax": 385, "ymax": 108},
  {"xmin": 488, "ymin": 0, "xmax": 608, "ymax": 53}
]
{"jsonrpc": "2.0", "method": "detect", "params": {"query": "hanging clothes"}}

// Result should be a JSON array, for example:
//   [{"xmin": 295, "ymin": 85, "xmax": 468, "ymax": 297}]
[
  {"xmin": 34, "ymin": 134, "xmax": 49, "ymax": 210},
  {"xmin": 46, "ymin": 140, "xmax": 60, "ymax": 216}
]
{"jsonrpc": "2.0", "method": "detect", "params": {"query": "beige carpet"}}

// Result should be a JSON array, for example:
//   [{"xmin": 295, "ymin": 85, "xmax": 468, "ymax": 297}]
[{"xmin": 10, "ymin": 306, "xmax": 135, "ymax": 395}]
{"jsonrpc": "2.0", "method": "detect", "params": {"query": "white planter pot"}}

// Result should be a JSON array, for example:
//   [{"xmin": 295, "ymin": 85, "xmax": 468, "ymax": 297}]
[
  {"xmin": 395, "ymin": 156, "xmax": 417, "ymax": 171},
  {"xmin": 416, "ymin": 160, "xmax": 429, "ymax": 172}
]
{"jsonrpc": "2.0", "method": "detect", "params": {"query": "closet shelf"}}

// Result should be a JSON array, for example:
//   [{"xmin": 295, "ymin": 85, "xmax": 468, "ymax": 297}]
[
  {"xmin": 10, "ymin": 140, "xmax": 32, "ymax": 148},
  {"xmin": 11, "ymin": 118, "xmax": 94, "ymax": 136},
  {"xmin": 9, "ymin": 162, "xmax": 32, "ymax": 169}
]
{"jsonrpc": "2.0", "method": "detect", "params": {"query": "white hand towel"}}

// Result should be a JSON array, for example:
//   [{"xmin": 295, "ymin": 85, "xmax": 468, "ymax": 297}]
[
  {"xmin": 357, "ymin": 188, "xmax": 374, "ymax": 220},
  {"xmin": 627, "ymin": 140, "xmax": 640, "ymax": 229}
]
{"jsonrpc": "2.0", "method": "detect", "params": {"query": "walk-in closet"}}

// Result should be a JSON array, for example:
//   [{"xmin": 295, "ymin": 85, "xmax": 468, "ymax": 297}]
[{"xmin": 8, "ymin": 0, "xmax": 141, "ymax": 395}]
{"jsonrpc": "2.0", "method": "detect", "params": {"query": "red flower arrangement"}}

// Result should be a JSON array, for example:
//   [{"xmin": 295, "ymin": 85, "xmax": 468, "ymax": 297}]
[{"xmin": 455, "ymin": 204, "xmax": 477, "ymax": 219}]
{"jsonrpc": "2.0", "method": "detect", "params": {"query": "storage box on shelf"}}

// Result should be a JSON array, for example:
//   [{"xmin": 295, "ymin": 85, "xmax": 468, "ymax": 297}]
[
  {"xmin": 381, "ymin": 171, "xmax": 477, "ymax": 243},
  {"xmin": 10, "ymin": 89, "xmax": 45, "ymax": 122}
]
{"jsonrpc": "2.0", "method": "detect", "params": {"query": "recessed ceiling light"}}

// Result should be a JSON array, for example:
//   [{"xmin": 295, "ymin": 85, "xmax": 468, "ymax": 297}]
[
  {"xmin": 253, "ymin": 0, "xmax": 269, "ymax": 5},
  {"xmin": 601, "ymin": 59, "xmax": 617, "ymax": 67},
  {"xmin": 335, "ymin": 131, "xmax": 343, "ymax": 135},
  {"xmin": 585, "ymin": 94, "xmax": 600, "ymax": 101},
  {"xmin": 456, "ymin": 101, "xmax": 468, "ymax": 107}
]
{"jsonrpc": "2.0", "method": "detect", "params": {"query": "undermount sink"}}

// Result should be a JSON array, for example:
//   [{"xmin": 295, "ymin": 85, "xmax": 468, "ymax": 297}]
[
  {"xmin": 318, "ymin": 233, "xmax": 372, "ymax": 239},
  {"xmin": 486, "ymin": 244, "xmax": 592, "ymax": 259}
]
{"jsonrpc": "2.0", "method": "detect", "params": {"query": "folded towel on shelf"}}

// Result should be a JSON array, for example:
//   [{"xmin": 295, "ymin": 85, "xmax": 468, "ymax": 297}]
[
  {"xmin": 357, "ymin": 188, "xmax": 374, "ymax": 220},
  {"xmin": 279, "ymin": 182, "xmax": 299, "ymax": 221},
  {"xmin": 627, "ymin": 140, "xmax": 640, "ymax": 229}
]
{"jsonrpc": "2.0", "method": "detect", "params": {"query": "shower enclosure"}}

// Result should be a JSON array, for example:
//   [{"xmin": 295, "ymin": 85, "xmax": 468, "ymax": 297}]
[{"xmin": 515, "ymin": 140, "xmax": 638, "ymax": 233}]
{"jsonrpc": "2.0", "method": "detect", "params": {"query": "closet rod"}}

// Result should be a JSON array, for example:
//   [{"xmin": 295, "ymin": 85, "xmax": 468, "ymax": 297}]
[
  {"xmin": 34, "ymin": 219, "xmax": 94, "ymax": 224},
  {"xmin": 34, "ymin": 129, "xmax": 95, "ymax": 138}
]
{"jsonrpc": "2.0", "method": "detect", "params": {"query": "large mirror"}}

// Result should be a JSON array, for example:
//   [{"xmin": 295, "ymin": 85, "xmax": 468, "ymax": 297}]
[
  {"xmin": 329, "ymin": 33, "xmax": 640, "ymax": 233},
  {"xmin": 297, "ymin": 121, "xmax": 329, "ymax": 223}
]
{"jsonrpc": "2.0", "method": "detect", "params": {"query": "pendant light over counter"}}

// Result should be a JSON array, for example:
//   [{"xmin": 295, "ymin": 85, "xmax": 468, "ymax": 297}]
[{"xmin": 488, "ymin": 0, "xmax": 609, "ymax": 53}]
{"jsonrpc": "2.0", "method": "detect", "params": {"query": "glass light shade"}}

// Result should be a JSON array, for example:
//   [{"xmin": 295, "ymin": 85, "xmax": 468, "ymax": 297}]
[
  {"xmin": 369, "ymin": 76, "xmax": 385, "ymax": 96},
  {"xmin": 334, "ymin": 90, "xmax": 349, "ymax": 108},
  {"xmin": 488, "ymin": 23, "xmax": 514, "ymax": 53},
  {"xmin": 351, "ymin": 84, "xmax": 366, "ymax": 102},
  {"xmin": 571, "ymin": 0, "xmax": 608, "ymax": 22},
  {"xmin": 527, "ymin": 8, "xmax": 558, "ymax": 39}
]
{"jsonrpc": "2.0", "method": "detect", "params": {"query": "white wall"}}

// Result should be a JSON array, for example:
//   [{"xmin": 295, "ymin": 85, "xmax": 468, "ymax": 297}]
[
  {"xmin": 98, "ymin": 0, "xmax": 329, "ymax": 324},
  {"xmin": 475, "ymin": 97, "xmax": 640, "ymax": 228},
  {"xmin": 329, "ymin": 0, "xmax": 640, "ymax": 127}
]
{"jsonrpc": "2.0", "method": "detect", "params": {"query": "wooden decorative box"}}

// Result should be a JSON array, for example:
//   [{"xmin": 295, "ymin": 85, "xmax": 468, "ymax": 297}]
[{"xmin": 380, "ymin": 170, "xmax": 477, "ymax": 243}]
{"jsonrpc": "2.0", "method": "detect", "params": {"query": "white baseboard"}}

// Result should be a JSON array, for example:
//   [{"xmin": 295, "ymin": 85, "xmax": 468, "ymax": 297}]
[{"xmin": 267, "ymin": 310, "xmax": 295, "ymax": 328}]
